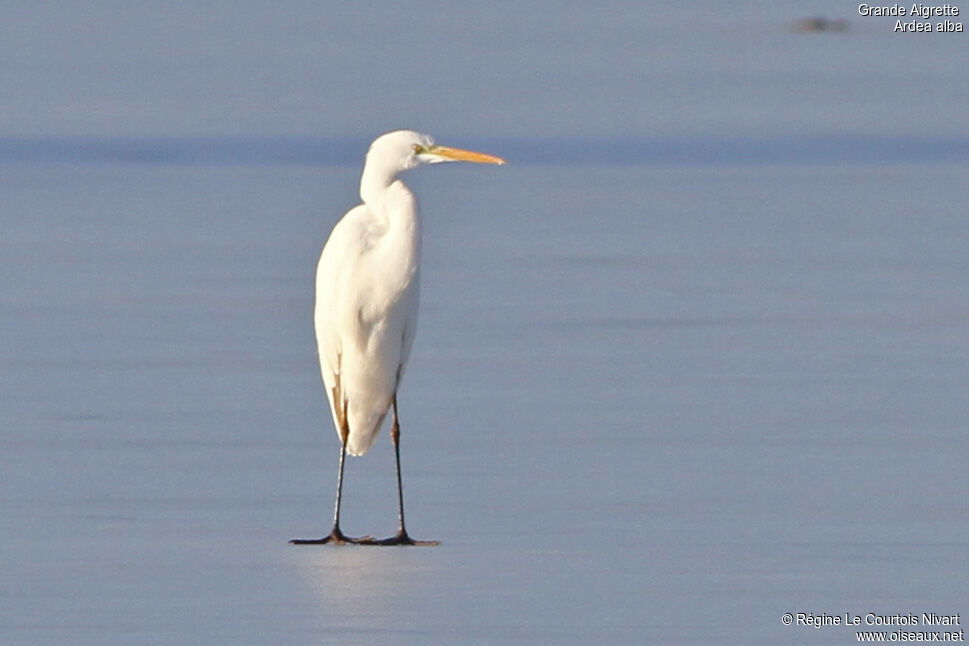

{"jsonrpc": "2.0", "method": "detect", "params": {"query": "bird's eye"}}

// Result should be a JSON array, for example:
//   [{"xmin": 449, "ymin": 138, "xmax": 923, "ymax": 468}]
[{"xmin": 412, "ymin": 144, "xmax": 424, "ymax": 154}]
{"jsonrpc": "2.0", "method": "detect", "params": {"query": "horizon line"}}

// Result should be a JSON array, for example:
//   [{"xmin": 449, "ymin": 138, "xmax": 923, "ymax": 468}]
[{"xmin": 1, "ymin": 133, "xmax": 967, "ymax": 166}]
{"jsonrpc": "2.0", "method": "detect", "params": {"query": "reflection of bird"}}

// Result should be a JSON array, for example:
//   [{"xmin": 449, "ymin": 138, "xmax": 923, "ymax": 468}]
[{"xmin": 291, "ymin": 130, "xmax": 505, "ymax": 546}]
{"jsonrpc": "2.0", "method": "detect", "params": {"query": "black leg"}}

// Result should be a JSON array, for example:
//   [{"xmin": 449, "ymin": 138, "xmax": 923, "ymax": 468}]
[
  {"xmin": 292, "ymin": 399, "xmax": 374, "ymax": 545},
  {"xmin": 374, "ymin": 394, "xmax": 438, "ymax": 546}
]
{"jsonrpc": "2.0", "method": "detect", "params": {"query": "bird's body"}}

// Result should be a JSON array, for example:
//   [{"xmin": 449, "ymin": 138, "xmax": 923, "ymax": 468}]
[
  {"xmin": 292, "ymin": 130, "xmax": 504, "ymax": 546},
  {"xmin": 314, "ymin": 182, "xmax": 421, "ymax": 456}
]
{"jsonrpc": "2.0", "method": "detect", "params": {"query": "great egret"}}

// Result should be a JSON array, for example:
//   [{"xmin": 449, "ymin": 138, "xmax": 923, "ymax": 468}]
[{"xmin": 291, "ymin": 130, "xmax": 505, "ymax": 546}]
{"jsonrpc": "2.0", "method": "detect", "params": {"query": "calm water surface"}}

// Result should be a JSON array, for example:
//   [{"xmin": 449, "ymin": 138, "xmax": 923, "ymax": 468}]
[
  {"xmin": 2, "ymin": 156, "xmax": 967, "ymax": 644},
  {"xmin": 3, "ymin": 2, "xmax": 969, "ymax": 642}
]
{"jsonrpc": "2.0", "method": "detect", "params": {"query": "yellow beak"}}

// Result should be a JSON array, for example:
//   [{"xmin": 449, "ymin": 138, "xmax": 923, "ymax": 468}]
[{"xmin": 429, "ymin": 145, "xmax": 506, "ymax": 165}]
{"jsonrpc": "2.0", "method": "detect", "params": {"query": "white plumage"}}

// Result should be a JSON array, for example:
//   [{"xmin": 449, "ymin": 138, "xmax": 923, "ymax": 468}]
[
  {"xmin": 314, "ymin": 173, "xmax": 421, "ymax": 456},
  {"xmin": 293, "ymin": 130, "xmax": 504, "ymax": 546}
]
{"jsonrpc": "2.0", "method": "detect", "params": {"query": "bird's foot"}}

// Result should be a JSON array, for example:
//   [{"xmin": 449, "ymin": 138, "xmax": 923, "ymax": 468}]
[
  {"xmin": 372, "ymin": 529, "xmax": 439, "ymax": 546},
  {"xmin": 290, "ymin": 528, "xmax": 376, "ymax": 545}
]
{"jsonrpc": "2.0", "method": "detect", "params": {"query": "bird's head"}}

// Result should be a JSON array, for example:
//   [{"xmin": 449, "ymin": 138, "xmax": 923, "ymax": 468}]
[{"xmin": 367, "ymin": 130, "xmax": 506, "ymax": 174}]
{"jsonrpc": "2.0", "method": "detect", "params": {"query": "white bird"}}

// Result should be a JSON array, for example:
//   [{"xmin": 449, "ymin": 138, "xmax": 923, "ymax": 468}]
[{"xmin": 291, "ymin": 130, "xmax": 505, "ymax": 546}]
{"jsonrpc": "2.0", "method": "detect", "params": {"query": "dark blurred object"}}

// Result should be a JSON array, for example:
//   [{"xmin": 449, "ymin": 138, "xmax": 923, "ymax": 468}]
[{"xmin": 791, "ymin": 16, "xmax": 850, "ymax": 32}]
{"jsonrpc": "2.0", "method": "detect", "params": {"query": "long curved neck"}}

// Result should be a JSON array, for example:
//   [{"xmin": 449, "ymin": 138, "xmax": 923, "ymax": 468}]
[
  {"xmin": 358, "ymin": 156, "xmax": 421, "ymax": 261},
  {"xmin": 360, "ymin": 152, "xmax": 402, "ymax": 207}
]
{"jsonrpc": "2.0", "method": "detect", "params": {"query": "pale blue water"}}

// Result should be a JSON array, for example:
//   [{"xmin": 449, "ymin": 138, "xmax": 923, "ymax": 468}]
[{"xmin": 2, "ymin": 3, "xmax": 968, "ymax": 645}]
